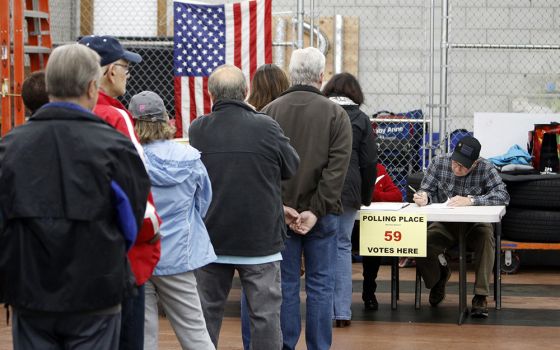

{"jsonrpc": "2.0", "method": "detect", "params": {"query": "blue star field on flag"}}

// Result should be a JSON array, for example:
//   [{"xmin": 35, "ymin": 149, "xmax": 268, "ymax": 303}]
[{"xmin": 174, "ymin": 3, "xmax": 226, "ymax": 77}]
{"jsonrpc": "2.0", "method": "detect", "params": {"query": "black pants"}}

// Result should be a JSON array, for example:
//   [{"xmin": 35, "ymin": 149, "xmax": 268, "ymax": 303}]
[
  {"xmin": 362, "ymin": 256, "xmax": 381, "ymax": 302},
  {"xmin": 119, "ymin": 284, "xmax": 145, "ymax": 350},
  {"xmin": 351, "ymin": 222, "xmax": 382, "ymax": 302},
  {"xmin": 12, "ymin": 308, "xmax": 120, "ymax": 350}
]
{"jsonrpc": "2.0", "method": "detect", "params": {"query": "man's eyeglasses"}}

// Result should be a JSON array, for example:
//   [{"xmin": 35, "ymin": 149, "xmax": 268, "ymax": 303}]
[
  {"xmin": 451, "ymin": 160, "xmax": 476, "ymax": 171},
  {"xmin": 104, "ymin": 63, "xmax": 130, "ymax": 78}
]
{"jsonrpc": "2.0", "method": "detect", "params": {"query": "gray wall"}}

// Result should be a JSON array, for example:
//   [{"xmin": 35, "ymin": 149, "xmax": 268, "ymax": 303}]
[{"xmin": 48, "ymin": 0, "xmax": 560, "ymax": 132}]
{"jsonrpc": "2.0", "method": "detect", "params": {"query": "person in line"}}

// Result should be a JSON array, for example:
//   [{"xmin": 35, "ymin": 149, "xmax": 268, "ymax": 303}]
[
  {"xmin": 189, "ymin": 64, "xmax": 300, "ymax": 349},
  {"xmin": 262, "ymin": 47, "xmax": 352, "ymax": 350},
  {"xmin": 321, "ymin": 72, "xmax": 378, "ymax": 328},
  {"xmin": 360, "ymin": 163, "xmax": 403, "ymax": 311},
  {"xmin": 21, "ymin": 70, "xmax": 49, "ymax": 116},
  {"xmin": 79, "ymin": 35, "xmax": 162, "ymax": 350},
  {"xmin": 241, "ymin": 62, "xmax": 292, "ymax": 350},
  {"xmin": 129, "ymin": 91, "xmax": 216, "ymax": 350},
  {"xmin": 413, "ymin": 135, "xmax": 510, "ymax": 318},
  {"xmin": 0, "ymin": 43, "xmax": 151, "ymax": 349},
  {"xmin": 246, "ymin": 63, "xmax": 290, "ymax": 111}
]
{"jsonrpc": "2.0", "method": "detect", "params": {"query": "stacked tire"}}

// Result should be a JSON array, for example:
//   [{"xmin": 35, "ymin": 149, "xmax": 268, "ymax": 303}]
[{"xmin": 500, "ymin": 174, "xmax": 560, "ymax": 273}]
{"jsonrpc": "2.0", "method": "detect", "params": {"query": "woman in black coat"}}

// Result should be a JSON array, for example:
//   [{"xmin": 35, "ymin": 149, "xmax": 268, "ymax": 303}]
[{"xmin": 322, "ymin": 72, "xmax": 378, "ymax": 327}]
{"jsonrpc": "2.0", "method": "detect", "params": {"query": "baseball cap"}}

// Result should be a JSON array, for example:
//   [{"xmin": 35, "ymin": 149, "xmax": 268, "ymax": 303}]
[
  {"xmin": 451, "ymin": 136, "xmax": 481, "ymax": 169},
  {"xmin": 78, "ymin": 35, "xmax": 142, "ymax": 67},
  {"xmin": 129, "ymin": 91, "xmax": 167, "ymax": 122}
]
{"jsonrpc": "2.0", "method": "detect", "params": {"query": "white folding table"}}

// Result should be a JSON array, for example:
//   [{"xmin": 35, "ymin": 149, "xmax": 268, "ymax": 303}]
[{"xmin": 360, "ymin": 204, "xmax": 507, "ymax": 324}]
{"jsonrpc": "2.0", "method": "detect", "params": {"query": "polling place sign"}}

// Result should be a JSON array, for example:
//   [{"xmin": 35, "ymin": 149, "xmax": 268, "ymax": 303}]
[{"xmin": 359, "ymin": 212, "xmax": 427, "ymax": 257}]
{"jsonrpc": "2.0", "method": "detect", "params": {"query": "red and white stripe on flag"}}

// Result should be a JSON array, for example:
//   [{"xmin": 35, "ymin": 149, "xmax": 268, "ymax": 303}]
[{"xmin": 173, "ymin": 0, "xmax": 272, "ymax": 138}]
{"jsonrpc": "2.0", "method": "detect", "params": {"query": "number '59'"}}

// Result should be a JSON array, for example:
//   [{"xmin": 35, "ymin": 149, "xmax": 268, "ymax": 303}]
[{"xmin": 384, "ymin": 230, "xmax": 402, "ymax": 241}]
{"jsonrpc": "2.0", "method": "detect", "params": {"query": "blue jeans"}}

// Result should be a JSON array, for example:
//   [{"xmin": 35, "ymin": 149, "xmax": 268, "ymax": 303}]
[
  {"xmin": 119, "ymin": 284, "xmax": 145, "ymax": 350},
  {"xmin": 281, "ymin": 214, "xmax": 337, "ymax": 350},
  {"xmin": 241, "ymin": 290, "xmax": 250, "ymax": 350},
  {"xmin": 333, "ymin": 207, "xmax": 357, "ymax": 320}
]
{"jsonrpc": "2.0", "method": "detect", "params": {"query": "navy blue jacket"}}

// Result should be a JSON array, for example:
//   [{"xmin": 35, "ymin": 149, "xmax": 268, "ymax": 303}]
[{"xmin": 0, "ymin": 103, "xmax": 150, "ymax": 312}]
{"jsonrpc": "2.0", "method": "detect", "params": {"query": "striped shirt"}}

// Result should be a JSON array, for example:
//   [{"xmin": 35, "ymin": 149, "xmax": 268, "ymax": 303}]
[{"xmin": 420, "ymin": 155, "xmax": 510, "ymax": 206}]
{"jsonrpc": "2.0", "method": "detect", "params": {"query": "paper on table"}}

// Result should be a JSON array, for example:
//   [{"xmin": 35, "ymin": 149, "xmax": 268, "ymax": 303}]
[
  {"xmin": 363, "ymin": 202, "xmax": 410, "ymax": 211},
  {"xmin": 426, "ymin": 199, "xmax": 455, "ymax": 209}
]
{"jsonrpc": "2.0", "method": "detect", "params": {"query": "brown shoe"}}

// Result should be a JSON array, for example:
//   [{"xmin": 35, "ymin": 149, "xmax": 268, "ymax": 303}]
[
  {"xmin": 429, "ymin": 265, "xmax": 451, "ymax": 307},
  {"xmin": 334, "ymin": 320, "xmax": 351, "ymax": 328},
  {"xmin": 471, "ymin": 295, "xmax": 488, "ymax": 318}
]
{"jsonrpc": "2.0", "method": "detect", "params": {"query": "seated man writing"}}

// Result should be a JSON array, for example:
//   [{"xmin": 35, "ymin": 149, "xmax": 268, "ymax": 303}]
[{"xmin": 413, "ymin": 136, "xmax": 509, "ymax": 318}]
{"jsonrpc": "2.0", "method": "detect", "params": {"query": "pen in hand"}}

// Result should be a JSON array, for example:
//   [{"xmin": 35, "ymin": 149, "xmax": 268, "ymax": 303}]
[{"xmin": 411, "ymin": 186, "xmax": 428, "ymax": 206}]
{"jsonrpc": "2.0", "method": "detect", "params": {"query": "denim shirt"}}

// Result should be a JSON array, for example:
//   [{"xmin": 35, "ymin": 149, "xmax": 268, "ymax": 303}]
[{"xmin": 144, "ymin": 140, "xmax": 216, "ymax": 275}]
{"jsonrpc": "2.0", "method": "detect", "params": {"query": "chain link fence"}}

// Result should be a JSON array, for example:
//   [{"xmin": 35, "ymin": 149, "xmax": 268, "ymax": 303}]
[
  {"xmin": 324, "ymin": 1, "xmax": 431, "ymax": 200},
  {"xmin": 273, "ymin": 1, "xmax": 433, "ymax": 199},
  {"xmin": 446, "ymin": 0, "xmax": 560, "ymax": 150},
  {"xmin": 45, "ymin": 0, "xmax": 560, "ymax": 199}
]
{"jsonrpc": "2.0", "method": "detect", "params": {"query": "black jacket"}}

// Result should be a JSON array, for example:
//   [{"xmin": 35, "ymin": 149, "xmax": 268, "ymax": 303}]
[
  {"xmin": 189, "ymin": 100, "xmax": 299, "ymax": 256},
  {"xmin": 0, "ymin": 103, "xmax": 151, "ymax": 312},
  {"xmin": 340, "ymin": 105, "xmax": 378, "ymax": 209}
]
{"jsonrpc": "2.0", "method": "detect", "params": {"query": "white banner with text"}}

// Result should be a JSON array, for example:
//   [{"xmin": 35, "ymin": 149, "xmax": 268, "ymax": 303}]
[{"xmin": 359, "ymin": 211, "xmax": 427, "ymax": 257}]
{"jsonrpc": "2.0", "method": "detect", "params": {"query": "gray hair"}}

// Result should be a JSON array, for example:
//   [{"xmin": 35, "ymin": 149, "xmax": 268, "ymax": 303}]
[
  {"xmin": 288, "ymin": 47, "xmax": 325, "ymax": 86},
  {"xmin": 46, "ymin": 44, "xmax": 102, "ymax": 99},
  {"xmin": 208, "ymin": 64, "xmax": 247, "ymax": 101}
]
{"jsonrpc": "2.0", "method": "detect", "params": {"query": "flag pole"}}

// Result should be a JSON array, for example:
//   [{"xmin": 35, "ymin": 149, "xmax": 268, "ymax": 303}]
[
  {"xmin": 309, "ymin": 0, "xmax": 314, "ymax": 48},
  {"xmin": 296, "ymin": 0, "xmax": 304, "ymax": 48}
]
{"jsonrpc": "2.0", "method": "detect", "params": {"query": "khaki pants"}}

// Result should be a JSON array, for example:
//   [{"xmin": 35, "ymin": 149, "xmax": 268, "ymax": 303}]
[
  {"xmin": 144, "ymin": 272, "xmax": 215, "ymax": 350},
  {"xmin": 416, "ymin": 222, "xmax": 495, "ymax": 296}
]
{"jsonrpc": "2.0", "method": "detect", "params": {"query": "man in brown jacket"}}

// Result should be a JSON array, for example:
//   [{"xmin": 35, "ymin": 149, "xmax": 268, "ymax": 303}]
[{"xmin": 262, "ymin": 47, "xmax": 352, "ymax": 350}]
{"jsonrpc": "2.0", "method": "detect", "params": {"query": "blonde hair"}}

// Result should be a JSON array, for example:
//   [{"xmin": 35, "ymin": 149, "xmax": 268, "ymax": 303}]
[{"xmin": 134, "ymin": 116, "xmax": 177, "ymax": 144}]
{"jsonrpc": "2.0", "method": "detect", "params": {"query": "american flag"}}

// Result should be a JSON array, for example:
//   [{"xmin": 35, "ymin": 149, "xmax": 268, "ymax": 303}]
[{"xmin": 173, "ymin": 0, "xmax": 272, "ymax": 137}]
